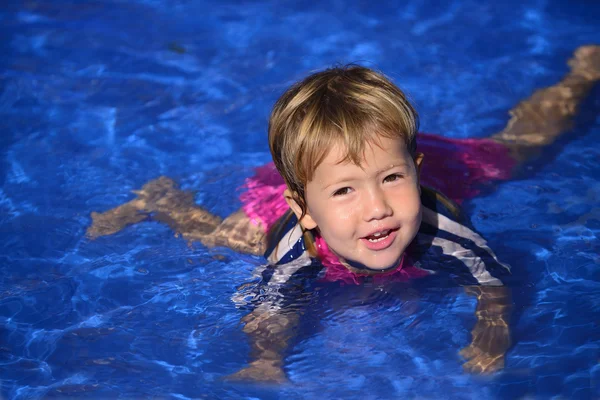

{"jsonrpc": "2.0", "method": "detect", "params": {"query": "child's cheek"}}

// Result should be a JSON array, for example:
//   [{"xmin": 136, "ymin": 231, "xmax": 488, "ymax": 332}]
[{"xmin": 332, "ymin": 205, "xmax": 357, "ymax": 222}]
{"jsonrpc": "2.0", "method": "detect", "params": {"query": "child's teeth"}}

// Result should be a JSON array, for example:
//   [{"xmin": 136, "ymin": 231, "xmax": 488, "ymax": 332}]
[{"xmin": 367, "ymin": 230, "xmax": 390, "ymax": 242}]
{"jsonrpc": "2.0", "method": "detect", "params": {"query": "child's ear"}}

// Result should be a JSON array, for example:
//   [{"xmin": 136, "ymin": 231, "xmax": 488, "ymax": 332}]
[
  {"xmin": 283, "ymin": 188, "xmax": 318, "ymax": 230},
  {"xmin": 414, "ymin": 152, "xmax": 425, "ymax": 194},
  {"xmin": 414, "ymin": 152, "xmax": 424, "ymax": 179}
]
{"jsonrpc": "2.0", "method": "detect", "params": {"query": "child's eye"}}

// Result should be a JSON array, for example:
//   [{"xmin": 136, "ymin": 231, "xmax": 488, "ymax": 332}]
[
  {"xmin": 332, "ymin": 187, "xmax": 352, "ymax": 197},
  {"xmin": 383, "ymin": 174, "xmax": 403, "ymax": 183}
]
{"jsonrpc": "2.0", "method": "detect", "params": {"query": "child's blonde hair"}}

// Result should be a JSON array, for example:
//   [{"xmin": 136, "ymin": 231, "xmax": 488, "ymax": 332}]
[{"xmin": 268, "ymin": 64, "xmax": 419, "ymax": 218}]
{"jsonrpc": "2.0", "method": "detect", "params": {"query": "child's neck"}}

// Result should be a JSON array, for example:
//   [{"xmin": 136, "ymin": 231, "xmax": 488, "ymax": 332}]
[{"xmin": 339, "ymin": 257, "xmax": 405, "ymax": 276}]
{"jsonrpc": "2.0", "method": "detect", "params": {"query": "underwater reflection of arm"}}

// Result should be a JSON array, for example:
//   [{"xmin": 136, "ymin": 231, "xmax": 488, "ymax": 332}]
[
  {"xmin": 227, "ymin": 256, "xmax": 323, "ymax": 383},
  {"xmin": 86, "ymin": 176, "xmax": 266, "ymax": 255}
]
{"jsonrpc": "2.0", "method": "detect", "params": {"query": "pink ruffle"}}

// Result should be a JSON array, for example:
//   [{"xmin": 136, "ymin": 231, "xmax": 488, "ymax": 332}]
[
  {"xmin": 418, "ymin": 133, "xmax": 515, "ymax": 203},
  {"xmin": 315, "ymin": 235, "xmax": 431, "ymax": 285},
  {"xmin": 239, "ymin": 163, "xmax": 288, "ymax": 231}
]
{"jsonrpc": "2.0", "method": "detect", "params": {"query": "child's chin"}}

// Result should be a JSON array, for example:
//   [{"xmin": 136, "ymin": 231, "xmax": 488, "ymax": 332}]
[{"xmin": 370, "ymin": 261, "xmax": 401, "ymax": 271}]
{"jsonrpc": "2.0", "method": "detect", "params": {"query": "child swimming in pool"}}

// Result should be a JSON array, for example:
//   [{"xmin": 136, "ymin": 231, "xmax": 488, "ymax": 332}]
[{"xmin": 87, "ymin": 45, "xmax": 600, "ymax": 382}]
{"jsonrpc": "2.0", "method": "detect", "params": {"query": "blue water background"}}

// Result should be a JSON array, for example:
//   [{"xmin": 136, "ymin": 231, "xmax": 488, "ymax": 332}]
[{"xmin": 1, "ymin": 0, "xmax": 599, "ymax": 399}]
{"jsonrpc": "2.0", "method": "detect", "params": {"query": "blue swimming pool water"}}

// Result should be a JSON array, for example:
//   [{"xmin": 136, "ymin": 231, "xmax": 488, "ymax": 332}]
[{"xmin": 1, "ymin": 0, "xmax": 599, "ymax": 399}]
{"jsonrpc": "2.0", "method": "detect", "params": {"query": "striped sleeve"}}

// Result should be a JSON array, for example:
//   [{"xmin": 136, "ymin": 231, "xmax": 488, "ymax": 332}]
[
  {"xmin": 231, "ymin": 254, "xmax": 323, "ymax": 311},
  {"xmin": 231, "ymin": 209, "xmax": 323, "ymax": 311},
  {"xmin": 264, "ymin": 209, "xmax": 311, "ymax": 265},
  {"xmin": 412, "ymin": 189, "xmax": 511, "ymax": 286}
]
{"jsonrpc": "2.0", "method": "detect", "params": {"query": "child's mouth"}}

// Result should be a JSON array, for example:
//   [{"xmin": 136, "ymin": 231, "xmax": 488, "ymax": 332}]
[
  {"xmin": 361, "ymin": 228, "xmax": 398, "ymax": 250},
  {"xmin": 366, "ymin": 230, "xmax": 391, "ymax": 242}
]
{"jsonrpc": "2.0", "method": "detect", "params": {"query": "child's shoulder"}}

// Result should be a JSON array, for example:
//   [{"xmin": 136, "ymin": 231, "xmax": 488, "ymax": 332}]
[
  {"xmin": 420, "ymin": 185, "xmax": 464, "ymax": 224},
  {"xmin": 414, "ymin": 186, "xmax": 511, "ymax": 286},
  {"xmin": 264, "ymin": 209, "xmax": 308, "ymax": 266}
]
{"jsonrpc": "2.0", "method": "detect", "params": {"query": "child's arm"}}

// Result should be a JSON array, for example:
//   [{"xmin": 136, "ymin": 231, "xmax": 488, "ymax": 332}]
[
  {"xmin": 417, "ymin": 203, "xmax": 513, "ymax": 373},
  {"xmin": 460, "ymin": 286, "xmax": 512, "ymax": 374},
  {"xmin": 86, "ymin": 176, "xmax": 266, "ymax": 255},
  {"xmin": 226, "ymin": 306, "xmax": 300, "ymax": 383},
  {"xmin": 436, "ymin": 46, "xmax": 598, "ymax": 373},
  {"xmin": 227, "ymin": 258, "xmax": 322, "ymax": 383},
  {"xmin": 491, "ymin": 45, "xmax": 600, "ymax": 164},
  {"xmin": 444, "ymin": 47, "xmax": 598, "ymax": 373}
]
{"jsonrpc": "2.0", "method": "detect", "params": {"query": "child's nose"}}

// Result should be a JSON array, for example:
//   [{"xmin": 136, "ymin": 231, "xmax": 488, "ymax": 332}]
[{"xmin": 363, "ymin": 188, "xmax": 392, "ymax": 221}]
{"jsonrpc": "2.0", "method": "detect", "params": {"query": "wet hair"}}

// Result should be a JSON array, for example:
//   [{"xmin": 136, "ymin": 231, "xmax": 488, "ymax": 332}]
[{"xmin": 268, "ymin": 64, "xmax": 419, "ymax": 218}]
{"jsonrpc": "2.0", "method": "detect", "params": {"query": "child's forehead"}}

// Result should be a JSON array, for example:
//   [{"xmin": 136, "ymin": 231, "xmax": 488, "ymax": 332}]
[{"xmin": 325, "ymin": 136, "xmax": 410, "ymax": 165}]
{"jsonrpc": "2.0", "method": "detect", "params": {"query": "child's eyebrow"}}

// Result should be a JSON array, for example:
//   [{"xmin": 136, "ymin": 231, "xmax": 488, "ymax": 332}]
[
  {"xmin": 373, "ymin": 163, "xmax": 409, "ymax": 176},
  {"xmin": 322, "ymin": 176, "xmax": 357, "ymax": 190}
]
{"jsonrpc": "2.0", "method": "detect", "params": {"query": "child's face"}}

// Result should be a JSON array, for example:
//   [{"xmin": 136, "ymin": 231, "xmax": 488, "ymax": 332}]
[{"xmin": 290, "ymin": 136, "xmax": 423, "ymax": 271}]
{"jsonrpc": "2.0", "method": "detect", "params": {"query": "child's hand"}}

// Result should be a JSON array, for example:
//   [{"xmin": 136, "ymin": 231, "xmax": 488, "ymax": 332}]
[
  {"xmin": 225, "ymin": 359, "xmax": 288, "ymax": 384},
  {"xmin": 87, "ymin": 200, "xmax": 148, "ymax": 239},
  {"xmin": 86, "ymin": 176, "xmax": 189, "ymax": 239},
  {"xmin": 460, "ymin": 316, "xmax": 510, "ymax": 374}
]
